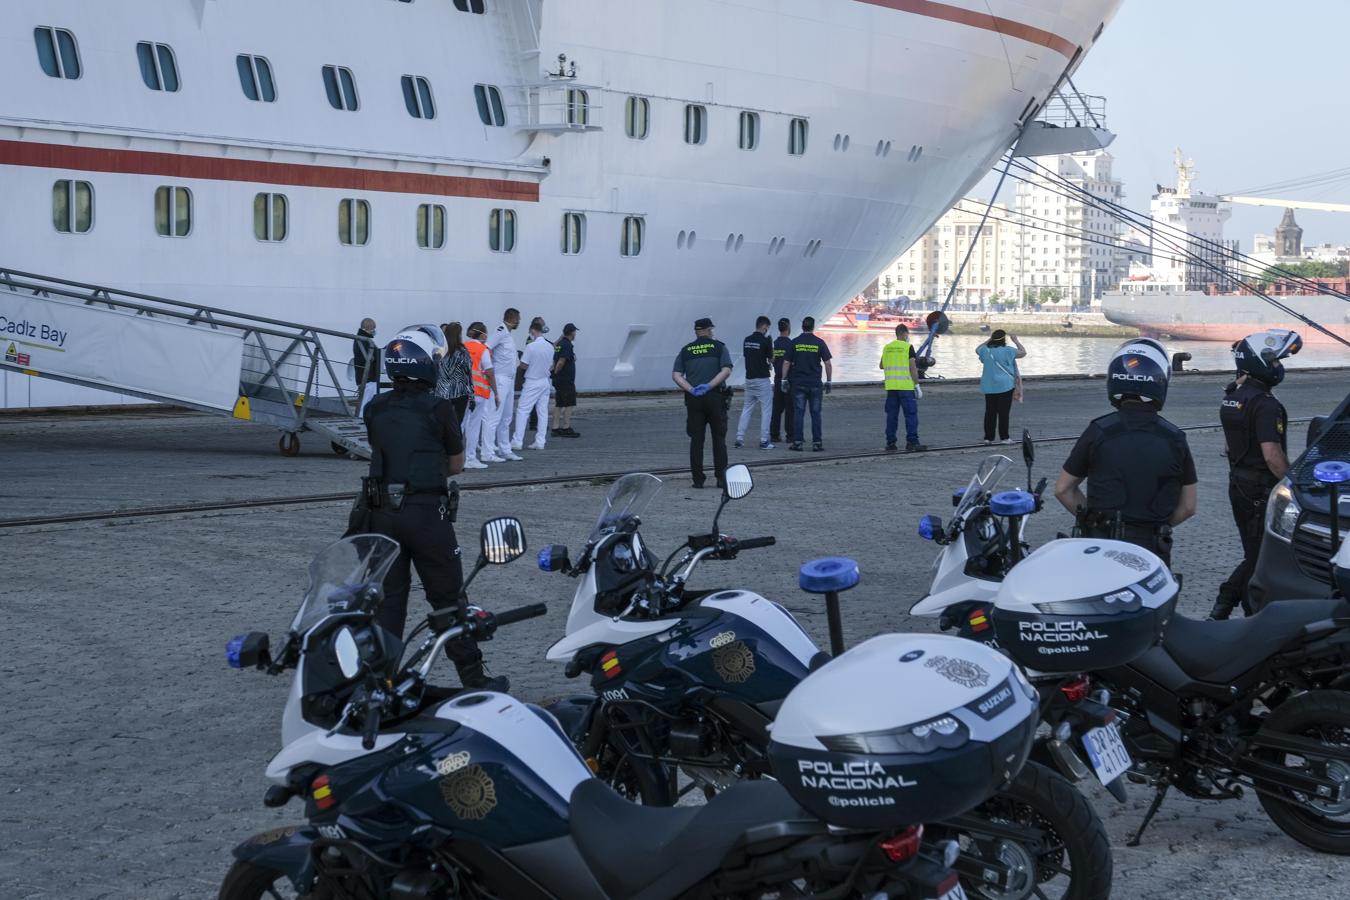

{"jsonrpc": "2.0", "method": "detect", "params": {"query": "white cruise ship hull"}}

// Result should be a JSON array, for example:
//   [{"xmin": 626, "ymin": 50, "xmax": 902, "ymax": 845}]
[{"xmin": 1, "ymin": 0, "xmax": 1120, "ymax": 406}]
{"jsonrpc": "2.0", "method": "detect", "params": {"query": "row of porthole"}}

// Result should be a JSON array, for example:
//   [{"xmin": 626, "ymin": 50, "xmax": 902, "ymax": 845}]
[
  {"xmin": 833, "ymin": 132, "xmax": 925, "ymax": 162},
  {"xmin": 676, "ymin": 232, "xmax": 826, "ymax": 256}
]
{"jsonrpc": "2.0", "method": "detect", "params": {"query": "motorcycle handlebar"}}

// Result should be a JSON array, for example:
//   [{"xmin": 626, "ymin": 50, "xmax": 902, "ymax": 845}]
[
  {"xmin": 361, "ymin": 695, "xmax": 383, "ymax": 750},
  {"xmin": 493, "ymin": 603, "xmax": 549, "ymax": 627}
]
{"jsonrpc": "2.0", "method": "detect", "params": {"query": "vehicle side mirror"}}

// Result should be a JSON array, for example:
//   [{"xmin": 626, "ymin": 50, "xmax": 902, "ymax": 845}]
[
  {"xmin": 723, "ymin": 464, "xmax": 753, "ymax": 500},
  {"xmin": 226, "ymin": 631, "xmax": 271, "ymax": 669},
  {"xmin": 482, "ymin": 516, "xmax": 527, "ymax": 565},
  {"xmin": 1308, "ymin": 416, "xmax": 1326, "ymax": 447},
  {"xmin": 538, "ymin": 544, "xmax": 570, "ymax": 572}
]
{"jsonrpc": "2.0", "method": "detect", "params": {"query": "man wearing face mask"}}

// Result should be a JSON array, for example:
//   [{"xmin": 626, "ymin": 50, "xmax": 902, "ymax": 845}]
[
  {"xmin": 484, "ymin": 308, "xmax": 523, "ymax": 462},
  {"xmin": 512, "ymin": 317, "xmax": 555, "ymax": 451}
]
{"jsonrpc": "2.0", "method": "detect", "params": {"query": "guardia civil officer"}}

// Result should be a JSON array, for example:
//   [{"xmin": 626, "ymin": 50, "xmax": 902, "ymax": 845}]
[
  {"xmin": 351, "ymin": 324, "xmax": 507, "ymax": 691},
  {"xmin": 1210, "ymin": 330, "xmax": 1301, "ymax": 619},
  {"xmin": 1053, "ymin": 339, "xmax": 1197, "ymax": 565},
  {"xmin": 672, "ymin": 317, "xmax": 734, "ymax": 488}
]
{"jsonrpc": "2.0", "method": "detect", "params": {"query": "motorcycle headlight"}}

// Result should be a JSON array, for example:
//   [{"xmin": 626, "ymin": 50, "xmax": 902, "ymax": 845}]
[{"xmin": 1265, "ymin": 481, "xmax": 1300, "ymax": 542}]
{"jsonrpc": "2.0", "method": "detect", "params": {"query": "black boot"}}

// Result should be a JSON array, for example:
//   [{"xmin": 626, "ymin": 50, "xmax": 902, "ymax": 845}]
[
  {"xmin": 1207, "ymin": 599, "xmax": 1236, "ymax": 621},
  {"xmin": 456, "ymin": 661, "xmax": 510, "ymax": 692}
]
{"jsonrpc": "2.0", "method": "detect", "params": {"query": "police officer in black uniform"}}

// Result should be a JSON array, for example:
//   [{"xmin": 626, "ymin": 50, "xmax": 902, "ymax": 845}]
[
  {"xmin": 672, "ymin": 317, "xmax": 734, "ymax": 489},
  {"xmin": 1054, "ymin": 339, "xmax": 1198, "ymax": 565},
  {"xmin": 351, "ymin": 324, "xmax": 506, "ymax": 690},
  {"xmin": 1210, "ymin": 330, "xmax": 1301, "ymax": 619}
]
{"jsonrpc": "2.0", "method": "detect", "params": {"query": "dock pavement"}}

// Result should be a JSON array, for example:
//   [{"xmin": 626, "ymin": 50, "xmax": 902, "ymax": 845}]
[{"xmin": 2, "ymin": 369, "xmax": 1348, "ymax": 898}]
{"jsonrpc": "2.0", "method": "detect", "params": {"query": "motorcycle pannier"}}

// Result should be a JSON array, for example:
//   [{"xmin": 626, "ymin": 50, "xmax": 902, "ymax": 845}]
[
  {"xmin": 766, "ymin": 634, "xmax": 1036, "ymax": 828},
  {"xmin": 990, "ymin": 538, "xmax": 1179, "ymax": 673}
]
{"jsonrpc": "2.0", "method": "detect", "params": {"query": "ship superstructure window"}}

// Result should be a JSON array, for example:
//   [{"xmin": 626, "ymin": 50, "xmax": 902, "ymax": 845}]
[
  {"xmin": 624, "ymin": 96, "xmax": 650, "ymax": 139},
  {"xmin": 323, "ymin": 65, "xmax": 359, "ymax": 111},
  {"xmin": 52, "ymin": 180, "xmax": 93, "ymax": 234},
  {"xmin": 561, "ymin": 212, "xmax": 585, "ymax": 255},
  {"xmin": 154, "ymin": 186, "xmax": 192, "ymax": 238},
  {"xmin": 684, "ymin": 105, "xmax": 707, "ymax": 145},
  {"xmin": 474, "ymin": 85, "xmax": 506, "ymax": 126},
  {"xmin": 254, "ymin": 193, "xmax": 288, "ymax": 242},
  {"xmin": 489, "ymin": 209, "xmax": 516, "ymax": 252},
  {"xmin": 418, "ymin": 204, "xmax": 446, "ymax": 249},
  {"xmin": 137, "ymin": 42, "xmax": 180, "ymax": 92},
  {"xmin": 620, "ymin": 216, "xmax": 644, "ymax": 257},
  {"xmin": 453, "ymin": 0, "xmax": 486, "ymax": 12},
  {"xmin": 566, "ymin": 89, "xmax": 590, "ymax": 126},
  {"xmin": 237, "ymin": 55, "xmax": 276, "ymax": 102},
  {"xmin": 738, "ymin": 112, "xmax": 759, "ymax": 150},
  {"xmin": 34, "ymin": 27, "xmax": 81, "ymax": 79},
  {"xmin": 402, "ymin": 75, "xmax": 436, "ymax": 119},
  {"xmin": 788, "ymin": 118, "xmax": 808, "ymax": 155},
  {"xmin": 338, "ymin": 199, "xmax": 371, "ymax": 246}
]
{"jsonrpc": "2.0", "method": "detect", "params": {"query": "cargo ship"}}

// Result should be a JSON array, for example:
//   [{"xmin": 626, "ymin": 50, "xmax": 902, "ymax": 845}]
[{"xmin": 1102, "ymin": 282, "xmax": 1350, "ymax": 344}]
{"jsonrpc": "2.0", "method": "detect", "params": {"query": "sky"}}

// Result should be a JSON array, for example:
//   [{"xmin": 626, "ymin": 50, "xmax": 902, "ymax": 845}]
[{"xmin": 985, "ymin": 0, "xmax": 1350, "ymax": 251}]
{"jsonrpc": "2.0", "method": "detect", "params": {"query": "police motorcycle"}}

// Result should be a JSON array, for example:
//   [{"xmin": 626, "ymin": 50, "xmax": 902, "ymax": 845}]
[
  {"xmin": 910, "ymin": 452, "xmax": 1350, "ymax": 853},
  {"xmin": 218, "ymin": 528, "xmax": 1033, "ymax": 900},
  {"xmin": 541, "ymin": 466, "xmax": 1114, "ymax": 900}
]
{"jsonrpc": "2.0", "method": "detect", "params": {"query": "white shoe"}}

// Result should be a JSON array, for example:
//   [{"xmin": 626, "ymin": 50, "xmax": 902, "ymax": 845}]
[
  {"xmin": 501, "ymin": 452, "xmax": 524, "ymax": 461},
  {"xmin": 511, "ymin": 441, "xmax": 524, "ymax": 451},
  {"xmin": 529, "ymin": 443, "xmax": 546, "ymax": 450},
  {"xmin": 1000, "ymin": 438, "xmax": 1015, "ymax": 445},
  {"xmin": 481, "ymin": 454, "xmax": 504, "ymax": 463},
  {"xmin": 463, "ymin": 459, "xmax": 488, "ymax": 469}
]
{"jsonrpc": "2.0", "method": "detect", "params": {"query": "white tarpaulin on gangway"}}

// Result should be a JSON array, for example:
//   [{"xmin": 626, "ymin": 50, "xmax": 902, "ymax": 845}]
[{"xmin": 0, "ymin": 294, "xmax": 244, "ymax": 411}]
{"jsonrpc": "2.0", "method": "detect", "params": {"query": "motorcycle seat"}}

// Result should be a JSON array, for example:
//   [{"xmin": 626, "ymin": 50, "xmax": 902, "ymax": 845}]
[
  {"xmin": 1162, "ymin": 598, "xmax": 1349, "ymax": 683},
  {"xmin": 569, "ymin": 778, "xmax": 809, "ymax": 900}
]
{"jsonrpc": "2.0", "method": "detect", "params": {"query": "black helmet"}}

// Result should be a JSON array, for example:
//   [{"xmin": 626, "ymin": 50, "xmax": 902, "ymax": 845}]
[
  {"xmin": 1233, "ymin": 330, "xmax": 1302, "ymax": 388},
  {"xmin": 383, "ymin": 324, "xmax": 447, "ymax": 385},
  {"xmin": 1107, "ymin": 338, "xmax": 1170, "ymax": 408}
]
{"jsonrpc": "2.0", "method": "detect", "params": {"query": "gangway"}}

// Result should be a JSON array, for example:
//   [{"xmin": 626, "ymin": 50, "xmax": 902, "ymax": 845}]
[{"xmin": 0, "ymin": 267, "xmax": 374, "ymax": 459}]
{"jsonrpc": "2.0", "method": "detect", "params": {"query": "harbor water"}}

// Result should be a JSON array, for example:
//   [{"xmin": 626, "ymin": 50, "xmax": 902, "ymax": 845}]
[{"xmin": 827, "ymin": 332, "xmax": 1347, "ymax": 383}]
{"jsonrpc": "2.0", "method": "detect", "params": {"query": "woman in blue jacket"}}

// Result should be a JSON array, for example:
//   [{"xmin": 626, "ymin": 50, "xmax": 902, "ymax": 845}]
[{"xmin": 975, "ymin": 329, "xmax": 1025, "ymax": 443}]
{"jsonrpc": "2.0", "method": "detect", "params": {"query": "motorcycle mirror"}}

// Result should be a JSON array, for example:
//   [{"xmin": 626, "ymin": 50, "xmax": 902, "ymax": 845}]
[
  {"xmin": 334, "ymin": 627, "xmax": 362, "ymax": 680},
  {"xmin": 481, "ymin": 516, "xmax": 528, "ymax": 565},
  {"xmin": 723, "ymin": 465, "xmax": 754, "ymax": 500},
  {"xmin": 225, "ymin": 631, "xmax": 271, "ymax": 669}
]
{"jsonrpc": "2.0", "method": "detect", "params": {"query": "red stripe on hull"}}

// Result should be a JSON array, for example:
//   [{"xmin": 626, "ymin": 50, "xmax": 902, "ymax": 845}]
[
  {"xmin": 0, "ymin": 140, "xmax": 540, "ymax": 202},
  {"xmin": 1134, "ymin": 321, "xmax": 1350, "ymax": 345},
  {"xmin": 854, "ymin": 0, "xmax": 1079, "ymax": 58}
]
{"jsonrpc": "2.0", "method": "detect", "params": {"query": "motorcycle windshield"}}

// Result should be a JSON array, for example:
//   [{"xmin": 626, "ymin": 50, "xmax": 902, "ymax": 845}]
[
  {"xmin": 953, "ymin": 455, "xmax": 1013, "ymax": 520},
  {"xmin": 588, "ymin": 473, "xmax": 663, "ymax": 543},
  {"xmin": 288, "ymin": 534, "xmax": 402, "ymax": 635}
]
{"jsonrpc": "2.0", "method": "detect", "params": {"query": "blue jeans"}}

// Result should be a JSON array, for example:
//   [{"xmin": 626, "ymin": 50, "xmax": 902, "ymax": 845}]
[
  {"xmin": 792, "ymin": 384, "xmax": 823, "ymax": 444},
  {"xmin": 886, "ymin": 390, "xmax": 919, "ymax": 445}
]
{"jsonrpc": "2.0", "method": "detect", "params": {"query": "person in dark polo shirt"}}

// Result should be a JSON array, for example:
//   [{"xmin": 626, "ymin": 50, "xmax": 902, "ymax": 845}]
[
  {"xmin": 781, "ymin": 317, "xmax": 833, "ymax": 452},
  {"xmin": 551, "ymin": 323, "xmax": 580, "ymax": 438},
  {"xmin": 770, "ymin": 317, "xmax": 795, "ymax": 443},
  {"xmin": 672, "ymin": 317, "xmax": 734, "ymax": 488}
]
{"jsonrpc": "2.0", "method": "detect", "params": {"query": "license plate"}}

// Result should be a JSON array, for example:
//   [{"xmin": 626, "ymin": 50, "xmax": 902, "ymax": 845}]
[
  {"xmin": 1081, "ymin": 723, "xmax": 1131, "ymax": 786},
  {"xmin": 939, "ymin": 882, "xmax": 969, "ymax": 900}
]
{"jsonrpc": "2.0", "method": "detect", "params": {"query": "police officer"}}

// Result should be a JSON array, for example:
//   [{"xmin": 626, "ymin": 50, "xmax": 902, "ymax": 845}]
[
  {"xmin": 352, "ymin": 324, "xmax": 506, "ymax": 690},
  {"xmin": 1210, "ymin": 330, "xmax": 1301, "ymax": 619},
  {"xmin": 672, "ymin": 317, "xmax": 734, "ymax": 488},
  {"xmin": 1053, "ymin": 339, "xmax": 1197, "ymax": 566}
]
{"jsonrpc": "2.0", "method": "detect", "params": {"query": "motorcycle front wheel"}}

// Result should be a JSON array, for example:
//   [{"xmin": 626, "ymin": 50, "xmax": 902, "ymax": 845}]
[
  {"xmin": 218, "ymin": 860, "xmax": 309, "ymax": 899},
  {"xmin": 935, "ymin": 761, "xmax": 1112, "ymax": 900},
  {"xmin": 1253, "ymin": 688, "xmax": 1350, "ymax": 854}
]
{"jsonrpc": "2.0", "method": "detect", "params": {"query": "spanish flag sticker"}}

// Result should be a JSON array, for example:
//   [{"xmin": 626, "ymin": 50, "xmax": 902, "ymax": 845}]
[
  {"xmin": 312, "ymin": 774, "xmax": 336, "ymax": 811},
  {"xmin": 600, "ymin": 650, "xmax": 622, "ymax": 679},
  {"xmin": 968, "ymin": 611, "xmax": 991, "ymax": 633}
]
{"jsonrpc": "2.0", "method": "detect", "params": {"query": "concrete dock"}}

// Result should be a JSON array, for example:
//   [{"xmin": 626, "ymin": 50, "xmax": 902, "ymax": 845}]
[{"xmin": 3, "ymin": 369, "xmax": 1349, "ymax": 898}]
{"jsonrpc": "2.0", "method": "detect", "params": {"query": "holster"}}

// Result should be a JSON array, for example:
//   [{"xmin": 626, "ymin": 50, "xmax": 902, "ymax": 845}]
[
  {"xmin": 386, "ymin": 483, "xmax": 407, "ymax": 511},
  {"xmin": 445, "ymin": 479, "xmax": 460, "ymax": 523}
]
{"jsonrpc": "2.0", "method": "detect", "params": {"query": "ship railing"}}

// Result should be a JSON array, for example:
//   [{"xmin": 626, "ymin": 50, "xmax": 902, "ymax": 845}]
[
  {"xmin": 0, "ymin": 267, "xmax": 373, "ymax": 456},
  {"xmin": 1036, "ymin": 88, "xmax": 1107, "ymax": 130},
  {"xmin": 508, "ymin": 80, "xmax": 605, "ymax": 134}
]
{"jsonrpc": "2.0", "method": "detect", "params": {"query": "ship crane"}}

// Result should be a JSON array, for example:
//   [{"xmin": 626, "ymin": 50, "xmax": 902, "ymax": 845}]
[{"xmin": 1219, "ymin": 195, "xmax": 1350, "ymax": 214}]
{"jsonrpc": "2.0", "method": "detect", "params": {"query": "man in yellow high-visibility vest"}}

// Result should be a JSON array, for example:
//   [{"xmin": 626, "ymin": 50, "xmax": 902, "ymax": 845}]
[{"xmin": 880, "ymin": 324, "xmax": 925, "ymax": 452}]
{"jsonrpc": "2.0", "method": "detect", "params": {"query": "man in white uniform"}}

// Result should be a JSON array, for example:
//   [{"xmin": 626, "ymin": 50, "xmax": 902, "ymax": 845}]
[
  {"xmin": 484, "ymin": 308, "xmax": 522, "ymax": 462},
  {"xmin": 513, "ymin": 318, "xmax": 555, "ymax": 450}
]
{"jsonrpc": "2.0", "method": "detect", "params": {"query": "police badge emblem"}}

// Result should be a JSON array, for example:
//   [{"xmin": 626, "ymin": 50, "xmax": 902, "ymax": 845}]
[
  {"xmin": 924, "ymin": 655, "xmax": 990, "ymax": 689},
  {"xmin": 712, "ymin": 640, "xmax": 756, "ymax": 684},
  {"xmin": 441, "ymin": 764, "xmax": 498, "ymax": 820}
]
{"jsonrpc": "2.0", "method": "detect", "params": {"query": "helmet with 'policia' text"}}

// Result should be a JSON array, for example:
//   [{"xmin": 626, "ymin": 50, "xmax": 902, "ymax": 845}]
[
  {"xmin": 1106, "ymin": 338, "xmax": 1170, "ymax": 408},
  {"xmin": 1233, "ymin": 329, "xmax": 1302, "ymax": 388},
  {"xmin": 383, "ymin": 324, "xmax": 448, "ymax": 386}
]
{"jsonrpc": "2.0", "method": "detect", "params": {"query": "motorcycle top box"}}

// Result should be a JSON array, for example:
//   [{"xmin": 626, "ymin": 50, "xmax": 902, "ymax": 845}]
[
  {"xmin": 991, "ymin": 538, "xmax": 1179, "ymax": 673},
  {"xmin": 766, "ymin": 633, "xmax": 1037, "ymax": 828}
]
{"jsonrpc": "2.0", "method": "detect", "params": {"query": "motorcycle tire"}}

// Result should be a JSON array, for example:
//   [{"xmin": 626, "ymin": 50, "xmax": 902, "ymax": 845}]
[
  {"xmin": 1253, "ymin": 689, "xmax": 1350, "ymax": 854},
  {"xmin": 219, "ymin": 860, "xmax": 320, "ymax": 899},
  {"xmin": 941, "ymin": 761, "xmax": 1112, "ymax": 900}
]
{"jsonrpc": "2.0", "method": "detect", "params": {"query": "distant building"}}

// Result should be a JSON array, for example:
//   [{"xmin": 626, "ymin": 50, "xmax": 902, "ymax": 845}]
[
  {"xmin": 1275, "ymin": 208, "xmax": 1303, "ymax": 258},
  {"xmin": 1303, "ymin": 242, "xmax": 1350, "ymax": 265},
  {"xmin": 877, "ymin": 201, "xmax": 1013, "ymax": 306}
]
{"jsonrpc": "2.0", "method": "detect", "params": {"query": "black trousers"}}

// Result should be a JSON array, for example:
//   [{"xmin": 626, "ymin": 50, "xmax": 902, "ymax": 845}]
[
  {"xmin": 685, "ymin": 392, "xmax": 729, "ymax": 485},
  {"xmin": 1216, "ymin": 471, "xmax": 1276, "ymax": 614},
  {"xmin": 983, "ymin": 390, "xmax": 1014, "ymax": 442},
  {"xmin": 363, "ymin": 498, "xmax": 482, "ymax": 671},
  {"xmin": 451, "ymin": 395, "xmax": 469, "ymax": 425},
  {"xmin": 771, "ymin": 377, "xmax": 794, "ymax": 441}
]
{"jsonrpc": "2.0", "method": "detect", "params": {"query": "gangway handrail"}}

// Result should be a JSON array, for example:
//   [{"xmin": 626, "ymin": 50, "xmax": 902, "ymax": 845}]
[{"xmin": 0, "ymin": 266, "xmax": 365, "ymax": 343}]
